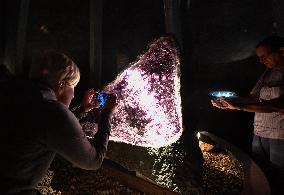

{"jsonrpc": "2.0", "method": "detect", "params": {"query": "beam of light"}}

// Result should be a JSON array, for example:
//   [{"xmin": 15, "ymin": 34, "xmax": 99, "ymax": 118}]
[
  {"xmin": 197, "ymin": 132, "xmax": 200, "ymax": 140},
  {"xmin": 83, "ymin": 37, "xmax": 183, "ymax": 148},
  {"xmin": 210, "ymin": 91, "xmax": 238, "ymax": 98}
]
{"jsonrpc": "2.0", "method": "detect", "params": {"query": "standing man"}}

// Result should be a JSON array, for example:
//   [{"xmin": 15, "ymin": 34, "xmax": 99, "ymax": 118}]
[{"xmin": 212, "ymin": 36, "xmax": 284, "ymax": 195}]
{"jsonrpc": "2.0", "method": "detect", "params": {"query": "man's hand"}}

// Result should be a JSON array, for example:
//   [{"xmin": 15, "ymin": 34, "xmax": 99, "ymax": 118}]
[
  {"xmin": 211, "ymin": 98, "xmax": 229, "ymax": 109},
  {"xmin": 211, "ymin": 97, "xmax": 244, "ymax": 111}
]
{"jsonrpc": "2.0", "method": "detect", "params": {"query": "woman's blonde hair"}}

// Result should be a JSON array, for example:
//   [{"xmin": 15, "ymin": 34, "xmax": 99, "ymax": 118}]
[{"xmin": 29, "ymin": 50, "xmax": 80, "ymax": 88}]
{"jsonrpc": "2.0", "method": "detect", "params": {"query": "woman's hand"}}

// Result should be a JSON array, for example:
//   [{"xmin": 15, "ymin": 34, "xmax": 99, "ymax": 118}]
[
  {"xmin": 81, "ymin": 89, "xmax": 99, "ymax": 112},
  {"xmin": 102, "ymin": 93, "xmax": 117, "ymax": 113}
]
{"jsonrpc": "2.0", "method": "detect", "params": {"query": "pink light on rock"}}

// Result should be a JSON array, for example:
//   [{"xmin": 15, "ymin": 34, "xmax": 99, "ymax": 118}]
[
  {"xmin": 103, "ymin": 37, "xmax": 183, "ymax": 147},
  {"xmin": 82, "ymin": 37, "xmax": 183, "ymax": 148}
]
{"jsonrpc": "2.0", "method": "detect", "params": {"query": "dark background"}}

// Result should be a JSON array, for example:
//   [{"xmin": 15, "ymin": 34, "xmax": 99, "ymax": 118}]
[{"xmin": 1, "ymin": 0, "xmax": 284, "ymax": 155}]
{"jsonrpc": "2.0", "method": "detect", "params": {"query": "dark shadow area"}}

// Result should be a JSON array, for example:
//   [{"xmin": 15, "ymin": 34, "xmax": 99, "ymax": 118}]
[{"xmin": 2, "ymin": 0, "xmax": 284, "ymax": 193}]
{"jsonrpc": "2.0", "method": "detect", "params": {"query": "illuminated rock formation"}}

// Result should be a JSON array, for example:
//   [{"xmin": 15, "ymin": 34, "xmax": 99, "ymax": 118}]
[{"xmin": 83, "ymin": 37, "xmax": 183, "ymax": 148}]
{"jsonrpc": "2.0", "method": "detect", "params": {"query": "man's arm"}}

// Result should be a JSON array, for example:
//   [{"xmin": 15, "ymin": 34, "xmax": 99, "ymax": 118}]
[
  {"xmin": 238, "ymin": 96, "xmax": 284, "ymax": 113},
  {"xmin": 214, "ymin": 95, "xmax": 284, "ymax": 113}
]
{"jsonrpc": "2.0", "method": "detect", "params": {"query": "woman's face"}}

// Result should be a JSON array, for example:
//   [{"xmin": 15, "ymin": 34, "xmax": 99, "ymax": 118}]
[{"xmin": 55, "ymin": 82, "xmax": 75, "ymax": 108}]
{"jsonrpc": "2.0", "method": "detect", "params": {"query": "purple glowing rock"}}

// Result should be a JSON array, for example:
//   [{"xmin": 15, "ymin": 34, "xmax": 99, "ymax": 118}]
[
  {"xmin": 81, "ymin": 37, "xmax": 183, "ymax": 147},
  {"xmin": 102, "ymin": 37, "xmax": 183, "ymax": 148}
]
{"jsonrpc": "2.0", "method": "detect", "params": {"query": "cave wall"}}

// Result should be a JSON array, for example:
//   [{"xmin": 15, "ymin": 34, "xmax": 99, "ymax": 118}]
[{"xmin": 0, "ymin": 0, "xmax": 4, "ymax": 64}]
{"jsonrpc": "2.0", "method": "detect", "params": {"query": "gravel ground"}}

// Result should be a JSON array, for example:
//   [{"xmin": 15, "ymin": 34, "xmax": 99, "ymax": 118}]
[
  {"xmin": 201, "ymin": 150, "xmax": 243, "ymax": 194},
  {"xmin": 37, "ymin": 157, "xmax": 144, "ymax": 195},
  {"xmin": 37, "ymin": 140, "xmax": 243, "ymax": 195}
]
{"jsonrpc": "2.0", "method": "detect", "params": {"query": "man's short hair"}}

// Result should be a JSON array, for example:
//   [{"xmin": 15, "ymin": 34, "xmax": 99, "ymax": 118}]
[
  {"xmin": 256, "ymin": 35, "xmax": 284, "ymax": 51},
  {"xmin": 29, "ymin": 50, "xmax": 80, "ymax": 88}
]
